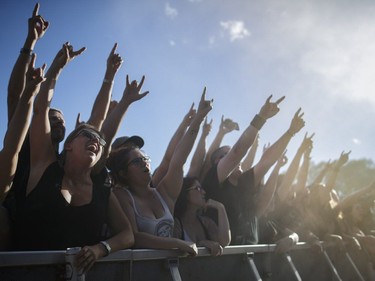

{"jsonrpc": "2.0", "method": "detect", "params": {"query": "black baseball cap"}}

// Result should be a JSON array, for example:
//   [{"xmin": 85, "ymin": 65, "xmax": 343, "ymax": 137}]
[{"xmin": 111, "ymin": 135, "xmax": 144, "ymax": 150}]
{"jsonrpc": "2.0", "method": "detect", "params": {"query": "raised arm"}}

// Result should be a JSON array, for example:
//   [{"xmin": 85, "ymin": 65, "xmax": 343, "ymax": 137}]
[
  {"xmin": 252, "ymin": 107, "xmax": 304, "ymax": 187},
  {"xmin": 98, "ymin": 75, "xmax": 149, "ymax": 173},
  {"xmin": 335, "ymin": 181, "xmax": 375, "ymax": 212},
  {"xmin": 158, "ymin": 88, "xmax": 212, "ymax": 209},
  {"xmin": 152, "ymin": 103, "xmax": 196, "ymax": 187},
  {"xmin": 84, "ymin": 43, "xmax": 123, "ymax": 130},
  {"xmin": 187, "ymin": 117, "xmax": 212, "ymax": 178},
  {"xmin": 241, "ymin": 133, "xmax": 259, "ymax": 172},
  {"xmin": 7, "ymin": 3, "xmax": 48, "ymax": 122},
  {"xmin": 277, "ymin": 131, "xmax": 312, "ymax": 202},
  {"xmin": 200, "ymin": 116, "xmax": 238, "ymax": 181},
  {"xmin": 217, "ymin": 95, "xmax": 285, "ymax": 184},
  {"xmin": 310, "ymin": 160, "xmax": 333, "ymax": 187},
  {"xmin": 28, "ymin": 43, "xmax": 85, "ymax": 194},
  {"xmin": 255, "ymin": 151, "xmax": 288, "ymax": 217},
  {"xmin": 325, "ymin": 151, "xmax": 351, "ymax": 191},
  {"xmin": 294, "ymin": 133, "xmax": 314, "ymax": 195},
  {"xmin": 0, "ymin": 55, "xmax": 45, "ymax": 199}
]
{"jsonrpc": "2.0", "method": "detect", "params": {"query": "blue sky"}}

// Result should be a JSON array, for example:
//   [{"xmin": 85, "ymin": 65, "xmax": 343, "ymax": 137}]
[{"xmin": 1, "ymin": 0, "xmax": 375, "ymax": 170}]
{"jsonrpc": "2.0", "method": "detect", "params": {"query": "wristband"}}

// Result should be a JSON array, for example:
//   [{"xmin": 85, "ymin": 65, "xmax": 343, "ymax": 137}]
[
  {"xmin": 250, "ymin": 114, "xmax": 266, "ymax": 130},
  {"xmin": 20, "ymin": 48, "xmax": 33, "ymax": 56},
  {"xmin": 99, "ymin": 240, "xmax": 111, "ymax": 256},
  {"xmin": 103, "ymin": 78, "xmax": 113, "ymax": 84}
]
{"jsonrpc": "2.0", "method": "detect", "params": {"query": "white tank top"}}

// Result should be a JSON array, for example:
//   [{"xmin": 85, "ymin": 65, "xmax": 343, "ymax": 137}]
[{"xmin": 124, "ymin": 188, "xmax": 174, "ymax": 237}]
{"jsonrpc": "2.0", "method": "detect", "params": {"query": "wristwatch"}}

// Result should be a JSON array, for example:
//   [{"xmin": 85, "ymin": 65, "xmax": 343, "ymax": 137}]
[{"xmin": 99, "ymin": 240, "xmax": 111, "ymax": 256}]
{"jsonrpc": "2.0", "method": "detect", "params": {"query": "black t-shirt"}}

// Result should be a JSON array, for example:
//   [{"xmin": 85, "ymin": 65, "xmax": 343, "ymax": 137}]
[
  {"xmin": 202, "ymin": 164, "xmax": 258, "ymax": 245},
  {"xmin": 11, "ymin": 161, "xmax": 111, "ymax": 251}
]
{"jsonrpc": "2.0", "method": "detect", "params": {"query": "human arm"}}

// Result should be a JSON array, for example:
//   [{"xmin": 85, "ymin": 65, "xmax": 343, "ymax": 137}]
[
  {"xmin": 310, "ymin": 160, "xmax": 333, "ymax": 186},
  {"xmin": 8, "ymin": 3, "xmax": 48, "ymax": 122},
  {"xmin": 217, "ymin": 95, "xmax": 285, "ymax": 184},
  {"xmin": 241, "ymin": 133, "xmax": 259, "ymax": 172},
  {"xmin": 203, "ymin": 199, "xmax": 231, "ymax": 246},
  {"xmin": 335, "ymin": 181, "xmax": 375, "ymax": 212},
  {"xmin": 85, "ymin": 43, "xmax": 123, "ymax": 130},
  {"xmin": 75, "ymin": 191, "xmax": 134, "ymax": 273},
  {"xmin": 199, "ymin": 116, "xmax": 238, "ymax": 181},
  {"xmin": 28, "ymin": 43, "xmax": 85, "ymax": 194},
  {"xmin": 152, "ymin": 103, "xmax": 196, "ymax": 187},
  {"xmin": 255, "ymin": 151, "xmax": 288, "ymax": 217},
  {"xmin": 0, "ymin": 55, "xmax": 45, "ymax": 198},
  {"xmin": 277, "ymin": 131, "xmax": 312, "ymax": 202},
  {"xmin": 113, "ymin": 188, "xmax": 197, "ymax": 255},
  {"xmin": 252, "ymin": 108, "xmax": 305, "ymax": 187},
  {"xmin": 275, "ymin": 228, "xmax": 299, "ymax": 254},
  {"xmin": 95, "ymin": 75, "xmax": 149, "ymax": 174},
  {"xmin": 294, "ymin": 134, "xmax": 314, "ymax": 195},
  {"xmin": 187, "ymin": 117, "xmax": 212, "ymax": 178},
  {"xmin": 325, "ymin": 151, "xmax": 351, "ymax": 191},
  {"xmin": 158, "ymin": 88, "xmax": 212, "ymax": 210}
]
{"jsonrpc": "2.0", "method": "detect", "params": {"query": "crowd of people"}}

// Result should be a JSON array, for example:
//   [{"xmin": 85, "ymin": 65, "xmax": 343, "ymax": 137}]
[{"xmin": 1, "ymin": 3, "xmax": 375, "ymax": 275}]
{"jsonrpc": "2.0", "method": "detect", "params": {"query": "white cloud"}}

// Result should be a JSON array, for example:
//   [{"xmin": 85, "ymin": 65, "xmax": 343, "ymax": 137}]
[
  {"xmin": 169, "ymin": 40, "xmax": 176, "ymax": 46},
  {"xmin": 220, "ymin": 21, "xmax": 250, "ymax": 42},
  {"xmin": 165, "ymin": 3, "xmax": 178, "ymax": 19},
  {"xmin": 259, "ymin": 1, "xmax": 375, "ymax": 106},
  {"xmin": 352, "ymin": 138, "xmax": 362, "ymax": 145}
]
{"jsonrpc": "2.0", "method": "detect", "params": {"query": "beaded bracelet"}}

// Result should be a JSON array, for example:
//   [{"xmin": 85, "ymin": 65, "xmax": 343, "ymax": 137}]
[{"xmin": 250, "ymin": 114, "xmax": 266, "ymax": 130}]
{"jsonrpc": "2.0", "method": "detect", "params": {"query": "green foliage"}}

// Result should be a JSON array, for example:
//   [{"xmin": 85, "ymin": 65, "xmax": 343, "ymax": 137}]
[{"xmin": 308, "ymin": 158, "xmax": 375, "ymax": 197}]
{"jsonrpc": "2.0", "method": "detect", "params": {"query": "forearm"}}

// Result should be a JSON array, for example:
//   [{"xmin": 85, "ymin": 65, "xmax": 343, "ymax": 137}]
[
  {"xmin": 256, "ymin": 165, "xmax": 282, "ymax": 217},
  {"xmin": 241, "ymin": 134, "xmax": 258, "ymax": 171},
  {"xmin": 87, "ymin": 70, "xmax": 116, "ymax": 130},
  {"xmin": 215, "ymin": 206, "xmax": 231, "ymax": 246},
  {"xmin": 105, "ymin": 228, "xmax": 134, "ymax": 253},
  {"xmin": 278, "ymin": 147, "xmax": 304, "ymax": 201},
  {"xmin": 134, "ymin": 232, "xmax": 181, "ymax": 250},
  {"xmin": 295, "ymin": 153, "xmax": 310, "ymax": 194},
  {"xmin": 187, "ymin": 131, "xmax": 207, "ymax": 177}
]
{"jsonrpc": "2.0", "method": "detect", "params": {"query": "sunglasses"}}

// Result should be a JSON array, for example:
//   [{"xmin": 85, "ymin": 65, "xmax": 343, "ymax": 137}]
[
  {"xmin": 127, "ymin": 156, "xmax": 151, "ymax": 167},
  {"xmin": 78, "ymin": 129, "xmax": 106, "ymax": 147},
  {"xmin": 186, "ymin": 185, "xmax": 203, "ymax": 192}
]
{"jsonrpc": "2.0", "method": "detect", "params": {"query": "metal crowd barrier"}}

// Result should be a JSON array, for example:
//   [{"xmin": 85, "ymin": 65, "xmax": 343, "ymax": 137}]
[{"xmin": 0, "ymin": 242, "xmax": 373, "ymax": 280}]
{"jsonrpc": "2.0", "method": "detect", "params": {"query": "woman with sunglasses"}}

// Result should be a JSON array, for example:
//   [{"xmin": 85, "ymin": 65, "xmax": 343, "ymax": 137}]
[
  {"xmin": 108, "ymin": 89, "xmax": 212, "ymax": 255},
  {"xmin": 174, "ymin": 177, "xmax": 231, "ymax": 256},
  {"xmin": 10, "ymin": 43, "xmax": 134, "ymax": 274}
]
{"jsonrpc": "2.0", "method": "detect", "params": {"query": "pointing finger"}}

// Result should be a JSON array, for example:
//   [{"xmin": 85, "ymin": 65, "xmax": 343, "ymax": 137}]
[{"xmin": 275, "ymin": 96, "xmax": 285, "ymax": 104}]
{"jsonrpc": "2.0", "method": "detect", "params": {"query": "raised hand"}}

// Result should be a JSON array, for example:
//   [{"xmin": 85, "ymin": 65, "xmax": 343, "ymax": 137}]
[
  {"xmin": 52, "ymin": 42, "xmax": 86, "ymax": 69},
  {"xmin": 301, "ymin": 132, "xmax": 314, "ymax": 151},
  {"xmin": 182, "ymin": 103, "xmax": 197, "ymax": 125},
  {"xmin": 196, "ymin": 87, "xmax": 213, "ymax": 118},
  {"xmin": 202, "ymin": 117, "xmax": 213, "ymax": 136},
  {"xmin": 122, "ymin": 75, "xmax": 149, "ymax": 104},
  {"xmin": 288, "ymin": 108, "xmax": 305, "ymax": 135},
  {"xmin": 258, "ymin": 95, "xmax": 285, "ymax": 119},
  {"xmin": 220, "ymin": 115, "xmax": 239, "ymax": 134},
  {"xmin": 24, "ymin": 54, "xmax": 46, "ymax": 96},
  {"xmin": 106, "ymin": 43, "xmax": 123, "ymax": 76},
  {"xmin": 337, "ymin": 150, "xmax": 351, "ymax": 166},
  {"xmin": 28, "ymin": 3, "xmax": 49, "ymax": 41}
]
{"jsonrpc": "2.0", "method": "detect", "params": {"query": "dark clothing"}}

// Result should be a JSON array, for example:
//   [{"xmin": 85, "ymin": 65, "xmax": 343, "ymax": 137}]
[
  {"xmin": 11, "ymin": 161, "xmax": 110, "ymax": 251},
  {"xmin": 202, "ymin": 164, "xmax": 258, "ymax": 245}
]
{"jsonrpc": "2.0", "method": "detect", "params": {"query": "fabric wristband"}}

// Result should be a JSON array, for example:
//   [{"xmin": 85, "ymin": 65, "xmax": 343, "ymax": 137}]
[
  {"xmin": 250, "ymin": 114, "xmax": 266, "ymax": 130},
  {"xmin": 99, "ymin": 240, "xmax": 111, "ymax": 256}
]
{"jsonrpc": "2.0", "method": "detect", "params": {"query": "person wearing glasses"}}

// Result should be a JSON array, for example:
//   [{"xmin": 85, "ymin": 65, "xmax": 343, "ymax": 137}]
[
  {"xmin": 173, "ymin": 177, "xmax": 230, "ymax": 256},
  {"xmin": 108, "ymin": 89, "xmax": 213, "ymax": 255},
  {"xmin": 8, "ymin": 41, "xmax": 135, "ymax": 274}
]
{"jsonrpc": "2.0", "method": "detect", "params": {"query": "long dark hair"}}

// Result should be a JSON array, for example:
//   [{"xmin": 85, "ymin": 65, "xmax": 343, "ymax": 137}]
[
  {"xmin": 174, "ymin": 177, "xmax": 199, "ymax": 218},
  {"xmin": 106, "ymin": 146, "xmax": 137, "ymax": 186}
]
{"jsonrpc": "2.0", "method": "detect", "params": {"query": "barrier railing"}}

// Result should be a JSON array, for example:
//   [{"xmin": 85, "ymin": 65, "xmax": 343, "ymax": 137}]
[{"xmin": 0, "ymin": 242, "xmax": 372, "ymax": 280}]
